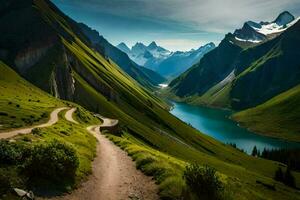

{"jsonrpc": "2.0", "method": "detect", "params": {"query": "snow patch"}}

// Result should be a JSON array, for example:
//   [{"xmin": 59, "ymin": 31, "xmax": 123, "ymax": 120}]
[
  {"xmin": 159, "ymin": 84, "xmax": 168, "ymax": 88},
  {"xmin": 235, "ymin": 37, "xmax": 262, "ymax": 43},
  {"xmin": 252, "ymin": 17, "xmax": 300, "ymax": 35}
]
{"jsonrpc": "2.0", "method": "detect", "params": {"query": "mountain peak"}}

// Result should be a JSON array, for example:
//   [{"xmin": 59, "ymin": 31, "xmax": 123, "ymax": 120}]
[
  {"xmin": 116, "ymin": 42, "xmax": 131, "ymax": 53},
  {"xmin": 148, "ymin": 41, "xmax": 158, "ymax": 49},
  {"xmin": 133, "ymin": 42, "xmax": 146, "ymax": 48},
  {"xmin": 274, "ymin": 11, "xmax": 295, "ymax": 26}
]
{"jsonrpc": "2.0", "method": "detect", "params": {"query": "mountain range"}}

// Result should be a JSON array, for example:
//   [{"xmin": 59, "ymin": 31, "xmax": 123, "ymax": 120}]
[
  {"xmin": 117, "ymin": 41, "xmax": 215, "ymax": 79},
  {"xmin": 166, "ymin": 11, "xmax": 300, "ymax": 143},
  {"xmin": 77, "ymin": 23, "xmax": 166, "ymax": 89}
]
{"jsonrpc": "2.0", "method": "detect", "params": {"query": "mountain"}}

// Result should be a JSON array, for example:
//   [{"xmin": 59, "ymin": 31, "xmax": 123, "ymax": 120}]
[
  {"xmin": 233, "ymin": 11, "xmax": 297, "ymax": 43},
  {"xmin": 117, "ymin": 41, "xmax": 171, "ymax": 68},
  {"xmin": 233, "ymin": 84, "xmax": 300, "ymax": 142},
  {"xmin": 168, "ymin": 11, "xmax": 300, "ymax": 110},
  {"xmin": 156, "ymin": 43, "xmax": 215, "ymax": 78},
  {"xmin": 117, "ymin": 42, "xmax": 131, "ymax": 54},
  {"xmin": 117, "ymin": 41, "xmax": 215, "ymax": 78},
  {"xmin": 78, "ymin": 23, "xmax": 166, "ymax": 88},
  {"xmin": 1, "ymin": 1, "xmax": 300, "ymax": 199}
]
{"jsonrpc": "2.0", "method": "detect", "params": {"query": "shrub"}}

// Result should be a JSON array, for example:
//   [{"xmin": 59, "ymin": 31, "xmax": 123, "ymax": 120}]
[
  {"xmin": 24, "ymin": 140, "xmax": 79, "ymax": 182},
  {"xmin": 284, "ymin": 167, "xmax": 296, "ymax": 188},
  {"xmin": 274, "ymin": 166, "xmax": 296, "ymax": 188},
  {"xmin": 274, "ymin": 167, "xmax": 284, "ymax": 182},
  {"xmin": 32, "ymin": 128, "xmax": 42, "ymax": 136},
  {"xmin": 183, "ymin": 164, "xmax": 224, "ymax": 200},
  {"xmin": 0, "ymin": 140, "xmax": 22, "ymax": 165},
  {"xmin": 0, "ymin": 173, "xmax": 10, "ymax": 195}
]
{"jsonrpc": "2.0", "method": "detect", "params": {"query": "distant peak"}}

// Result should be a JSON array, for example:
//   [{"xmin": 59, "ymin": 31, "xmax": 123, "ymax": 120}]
[
  {"xmin": 133, "ymin": 42, "xmax": 146, "ymax": 48},
  {"xmin": 148, "ymin": 41, "xmax": 157, "ymax": 48},
  {"xmin": 274, "ymin": 11, "xmax": 295, "ymax": 26},
  {"xmin": 118, "ymin": 42, "xmax": 128, "ymax": 47}
]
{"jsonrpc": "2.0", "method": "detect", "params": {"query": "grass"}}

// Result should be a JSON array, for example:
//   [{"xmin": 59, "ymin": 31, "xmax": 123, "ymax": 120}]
[
  {"xmin": 0, "ymin": 61, "xmax": 100, "ymax": 197},
  {"xmin": 1, "ymin": 1, "xmax": 300, "ymax": 199},
  {"xmin": 233, "ymin": 84, "xmax": 300, "ymax": 142},
  {"xmin": 0, "ymin": 61, "xmax": 64, "ymax": 131},
  {"xmin": 106, "ymin": 132, "xmax": 300, "ymax": 200}
]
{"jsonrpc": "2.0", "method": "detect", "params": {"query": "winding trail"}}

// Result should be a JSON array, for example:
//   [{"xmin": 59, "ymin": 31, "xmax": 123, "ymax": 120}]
[
  {"xmin": 65, "ymin": 108, "xmax": 79, "ymax": 124},
  {"xmin": 58, "ymin": 111, "xmax": 159, "ymax": 200},
  {"xmin": 0, "ymin": 107, "xmax": 68, "ymax": 139}
]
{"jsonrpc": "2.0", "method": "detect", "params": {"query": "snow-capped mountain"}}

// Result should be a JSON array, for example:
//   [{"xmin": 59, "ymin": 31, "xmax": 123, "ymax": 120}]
[
  {"xmin": 234, "ymin": 11, "xmax": 299, "ymax": 43},
  {"xmin": 118, "ymin": 41, "xmax": 171, "ymax": 66},
  {"xmin": 117, "ymin": 41, "xmax": 215, "ymax": 79}
]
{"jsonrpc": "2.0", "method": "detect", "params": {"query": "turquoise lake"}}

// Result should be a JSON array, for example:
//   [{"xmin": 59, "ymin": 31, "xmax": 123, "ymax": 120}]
[{"xmin": 170, "ymin": 102, "xmax": 300, "ymax": 153}]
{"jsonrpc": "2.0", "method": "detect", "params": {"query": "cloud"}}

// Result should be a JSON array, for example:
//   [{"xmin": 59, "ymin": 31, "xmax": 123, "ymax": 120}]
[
  {"xmin": 52, "ymin": 0, "xmax": 300, "ymax": 50},
  {"xmin": 55, "ymin": 0, "xmax": 300, "ymax": 33}
]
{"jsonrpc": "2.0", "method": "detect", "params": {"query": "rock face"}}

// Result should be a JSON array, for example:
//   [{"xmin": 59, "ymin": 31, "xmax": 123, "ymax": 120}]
[{"xmin": 233, "ymin": 11, "xmax": 297, "ymax": 43}]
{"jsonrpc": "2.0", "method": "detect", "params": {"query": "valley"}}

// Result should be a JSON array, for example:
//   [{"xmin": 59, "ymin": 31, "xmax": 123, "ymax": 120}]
[{"xmin": 0, "ymin": 0, "xmax": 300, "ymax": 199}]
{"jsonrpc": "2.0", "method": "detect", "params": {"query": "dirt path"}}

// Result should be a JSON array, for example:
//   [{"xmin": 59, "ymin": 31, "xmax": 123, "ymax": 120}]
[
  {"xmin": 52, "ymin": 115, "xmax": 159, "ymax": 200},
  {"xmin": 0, "ymin": 107, "xmax": 68, "ymax": 139},
  {"xmin": 65, "ymin": 108, "xmax": 79, "ymax": 124}
]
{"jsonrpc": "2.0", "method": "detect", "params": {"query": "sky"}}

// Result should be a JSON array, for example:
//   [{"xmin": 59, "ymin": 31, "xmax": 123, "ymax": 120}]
[{"xmin": 51, "ymin": 0, "xmax": 300, "ymax": 51}]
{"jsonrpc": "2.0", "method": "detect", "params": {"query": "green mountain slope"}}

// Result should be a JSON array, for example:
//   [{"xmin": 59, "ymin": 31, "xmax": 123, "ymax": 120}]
[
  {"xmin": 168, "ymin": 19, "xmax": 300, "ymax": 110},
  {"xmin": 78, "ymin": 23, "xmax": 166, "ymax": 89},
  {"xmin": 0, "ymin": 60, "xmax": 100, "ymax": 195},
  {"xmin": 233, "ymin": 84, "xmax": 300, "ymax": 142},
  {"xmin": 1, "ymin": 1, "xmax": 300, "ymax": 199}
]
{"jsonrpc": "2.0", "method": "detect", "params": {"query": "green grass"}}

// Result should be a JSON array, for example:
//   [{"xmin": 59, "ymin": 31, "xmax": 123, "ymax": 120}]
[
  {"xmin": 233, "ymin": 84, "xmax": 300, "ymax": 142},
  {"xmin": 0, "ymin": 61, "xmax": 64, "ymax": 131},
  {"xmin": 107, "ymin": 132, "xmax": 300, "ymax": 200},
  {"xmin": 0, "ymin": 61, "xmax": 100, "ymax": 196},
  {"xmin": 1, "ymin": 1, "xmax": 300, "ymax": 199}
]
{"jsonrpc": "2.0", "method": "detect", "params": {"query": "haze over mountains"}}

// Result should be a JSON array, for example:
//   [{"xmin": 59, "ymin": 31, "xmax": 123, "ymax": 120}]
[{"xmin": 117, "ymin": 41, "xmax": 215, "ymax": 79}]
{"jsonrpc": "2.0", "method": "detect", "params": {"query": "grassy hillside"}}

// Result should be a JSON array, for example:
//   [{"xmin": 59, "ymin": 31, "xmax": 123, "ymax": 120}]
[
  {"xmin": 233, "ymin": 84, "xmax": 300, "ymax": 142},
  {"xmin": 0, "ymin": 61, "xmax": 63, "ymax": 130},
  {"xmin": 1, "ymin": 1, "xmax": 300, "ymax": 199},
  {"xmin": 0, "ymin": 61, "xmax": 100, "ymax": 198}
]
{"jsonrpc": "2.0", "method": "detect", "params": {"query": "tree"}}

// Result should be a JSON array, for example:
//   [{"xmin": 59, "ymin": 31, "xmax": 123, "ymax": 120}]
[{"xmin": 252, "ymin": 146, "xmax": 258, "ymax": 157}]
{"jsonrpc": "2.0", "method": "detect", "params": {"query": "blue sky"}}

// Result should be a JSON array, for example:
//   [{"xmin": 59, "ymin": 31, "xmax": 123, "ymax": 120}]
[{"xmin": 51, "ymin": 0, "xmax": 300, "ymax": 51}]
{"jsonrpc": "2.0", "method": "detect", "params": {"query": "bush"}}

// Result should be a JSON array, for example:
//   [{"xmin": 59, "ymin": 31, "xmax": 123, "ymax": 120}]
[
  {"xmin": 0, "ymin": 173, "xmax": 11, "ymax": 195},
  {"xmin": 24, "ymin": 140, "xmax": 79, "ymax": 182},
  {"xmin": 0, "ymin": 140, "xmax": 22, "ymax": 165},
  {"xmin": 32, "ymin": 128, "xmax": 42, "ymax": 136},
  {"xmin": 183, "ymin": 164, "xmax": 224, "ymax": 200},
  {"xmin": 274, "ymin": 167, "xmax": 296, "ymax": 188}
]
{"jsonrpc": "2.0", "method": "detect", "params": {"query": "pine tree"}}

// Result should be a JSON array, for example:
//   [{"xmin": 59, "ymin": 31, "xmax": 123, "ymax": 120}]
[{"xmin": 252, "ymin": 146, "xmax": 258, "ymax": 157}]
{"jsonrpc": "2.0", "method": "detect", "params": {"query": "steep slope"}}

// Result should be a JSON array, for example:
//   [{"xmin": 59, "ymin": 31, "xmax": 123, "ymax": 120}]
[
  {"xmin": 1, "ymin": 1, "xmax": 300, "ymax": 199},
  {"xmin": 169, "ymin": 35, "xmax": 243, "ymax": 97},
  {"xmin": 78, "ymin": 23, "xmax": 166, "ymax": 88},
  {"xmin": 0, "ymin": 61, "xmax": 64, "ymax": 130},
  {"xmin": 0, "ymin": 60, "xmax": 101, "ymax": 196},
  {"xmin": 169, "ymin": 12, "xmax": 300, "ymax": 110},
  {"xmin": 233, "ymin": 84, "xmax": 300, "ymax": 142}
]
